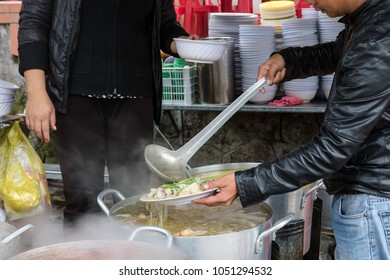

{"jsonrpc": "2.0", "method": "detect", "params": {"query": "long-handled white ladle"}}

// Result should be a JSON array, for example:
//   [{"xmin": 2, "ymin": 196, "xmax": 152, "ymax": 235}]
[{"xmin": 144, "ymin": 78, "xmax": 266, "ymax": 182}]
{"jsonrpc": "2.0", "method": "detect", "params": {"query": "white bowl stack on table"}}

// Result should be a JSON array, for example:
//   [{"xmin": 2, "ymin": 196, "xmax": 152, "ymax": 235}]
[
  {"xmin": 318, "ymin": 13, "xmax": 344, "ymax": 99},
  {"xmin": 0, "ymin": 80, "xmax": 19, "ymax": 118},
  {"xmin": 283, "ymin": 76, "xmax": 320, "ymax": 103},
  {"xmin": 280, "ymin": 17, "xmax": 319, "ymax": 103},
  {"xmin": 239, "ymin": 25, "xmax": 277, "ymax": 104},
  {"xmin": 301, "ymin": 7, "xmax": 319, "ymax": 19}
]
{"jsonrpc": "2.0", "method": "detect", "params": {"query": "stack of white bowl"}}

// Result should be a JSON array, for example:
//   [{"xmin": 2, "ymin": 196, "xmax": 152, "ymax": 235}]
[
  {"xmin": 301, "ymin": 7, "xmax": 319, "ymax": 19},
  {"xmin": 208, "ymin": 13, "xmax": 258, "ymax": 95},
  {"xmin": 239, "ymin": 25, "xmax": 277, "ymax": 104},
  {"xmin": 281, "ymin": 17, "xmax": 319, "ymax": 103},
  {"xmin": 318, "ymin": 13, "xmax": 344, "ymax": 43},
  {"xmin": 0, "ymin": 80, "xmax": 18, "ymax": 118},
  {"xmin": 283, "ymin": 76, "xmax": 319, "ymax": 103},
  {"xmin": 318, "ymin": 13, "xmax": 344, "ymax": 99},
  {"xmin": 281, "ymin": 17, "xmax": 318, "ymax": 48}
]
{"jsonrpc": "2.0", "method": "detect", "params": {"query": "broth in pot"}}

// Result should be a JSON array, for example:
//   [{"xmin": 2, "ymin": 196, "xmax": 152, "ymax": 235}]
[{"xmin": 112, "ymin": 199, "xmax": 271, "ymax": 237}]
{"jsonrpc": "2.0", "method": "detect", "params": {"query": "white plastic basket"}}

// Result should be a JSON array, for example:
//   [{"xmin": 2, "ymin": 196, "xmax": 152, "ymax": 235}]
[{"xmin": 162, "ymin": 65, "xmax": 197, "ymax": 105}]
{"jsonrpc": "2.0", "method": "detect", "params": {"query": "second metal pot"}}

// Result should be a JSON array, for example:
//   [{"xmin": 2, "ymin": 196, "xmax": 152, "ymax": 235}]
[
  {"xmin": 189, "ymin": 163, "xmax": 319, "ymax": 255},
  {"xmin": 266, "ymin": 183, "xmax": 319, "ymax": 255}
]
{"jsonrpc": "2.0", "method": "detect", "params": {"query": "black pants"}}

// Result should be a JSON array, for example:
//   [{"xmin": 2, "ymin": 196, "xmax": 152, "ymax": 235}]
[{"xmin": 54, "ymin": 95, "xmax": 154, "ymax": 225}]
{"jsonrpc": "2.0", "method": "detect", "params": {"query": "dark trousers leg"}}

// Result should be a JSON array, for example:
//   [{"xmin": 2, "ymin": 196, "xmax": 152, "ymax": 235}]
[{"xmin": 54, "ymin": 96, "xmax": 154, "ymax": 226}]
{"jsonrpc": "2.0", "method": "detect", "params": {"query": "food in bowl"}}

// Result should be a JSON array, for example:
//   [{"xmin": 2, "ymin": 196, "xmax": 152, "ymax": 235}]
[
  {"xmin": 174, "ymin": 38, "xmax": 229, "ymax": 64},
  {"xmin": 147, "ymin": 176, "xmax": 210, "ymax": 200}
]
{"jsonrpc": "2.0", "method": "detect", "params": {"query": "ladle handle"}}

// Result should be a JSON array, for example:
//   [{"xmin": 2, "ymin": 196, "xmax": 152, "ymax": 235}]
[
  {"xmin": 176, "ymin": 78, "xmax": 266, "ymax": 162},
  {"xmin": 129, "ymin": 226, "xmax": 173, "ymax": 248},
  {"xmin": 154, "ymin": 123, "xmax": 192, "ymax": 173}
]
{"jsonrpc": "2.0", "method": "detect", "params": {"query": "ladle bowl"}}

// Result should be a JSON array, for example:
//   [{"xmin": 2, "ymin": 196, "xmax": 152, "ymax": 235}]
[
  {"xmin": 145, "ymin": 78, "xmax": 267, "ymax": 182},
  {"xmin": 144, "ymin": 145, "xmax": 189, "ymax": 182}
]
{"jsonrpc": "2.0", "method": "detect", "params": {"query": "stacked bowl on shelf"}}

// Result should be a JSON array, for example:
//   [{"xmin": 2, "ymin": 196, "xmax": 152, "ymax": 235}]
[
  {"xmin": 239, "ymin": 25, "xmax": 277, "ymax": 104},
  {"xmin": 280, "ymin": 17, "xmax": 319, "ymax": 103},
  {"xmin": 0, "ymin": 80, "xmax": 18, "ymax": 118},
  {"xmin": 318, "ymin": 13, "xmax": 345, "ymax": 99},
  {"xmin": 301, "ymin": 7, "xmax": 318, "ymax": 19}
]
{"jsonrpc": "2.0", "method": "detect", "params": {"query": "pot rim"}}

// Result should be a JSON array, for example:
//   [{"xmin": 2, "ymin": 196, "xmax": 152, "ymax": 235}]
[{"xmin": 9, "ymin": 239, "xmax": 188, "ymax": 260}]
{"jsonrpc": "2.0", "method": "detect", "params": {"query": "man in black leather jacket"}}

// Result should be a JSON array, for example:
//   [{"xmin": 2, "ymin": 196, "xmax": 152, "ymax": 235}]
[{"xmin": 195, "ymin": 0, "xmax": 390, "ymax": 259}]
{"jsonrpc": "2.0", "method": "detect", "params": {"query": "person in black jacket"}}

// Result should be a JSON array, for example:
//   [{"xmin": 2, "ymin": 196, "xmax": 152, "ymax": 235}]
[
  {"xmin": 195, "ymin": 0, "xmax": 390, "ymax": 260},
  {"xmin": 18, "ymin": 0, "xmax": 194, "ymax": 235}
]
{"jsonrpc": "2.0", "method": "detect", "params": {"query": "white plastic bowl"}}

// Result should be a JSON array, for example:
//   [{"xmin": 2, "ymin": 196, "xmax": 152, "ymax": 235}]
[
  {"xmin": 0, "ymin": 93, "xmax": 15, "ymax": 102},
  {"xmin": 174, "ymin": 38, "xmax": 229, "ymax": 64},
  {"xmin": 284, "ymin": 89, "xmax": 317, "ymax": 103},
  {"xmin": 322, "ymin": 86, "xmax": 331, "ymax": 99},
  {"xmin": 0, "ymin": 79, "xmax": 19, "ymax": 94},
  {"xmin": 0, "ymin": 97, "xmax": 15, "ymax": 118},
  {"xmin": 0, "ymin": 80, "xmax": 18, "ymax": 102},
  {"xmin": 249, "ymin": 85, "xmax": 277, "ymax": 104}
]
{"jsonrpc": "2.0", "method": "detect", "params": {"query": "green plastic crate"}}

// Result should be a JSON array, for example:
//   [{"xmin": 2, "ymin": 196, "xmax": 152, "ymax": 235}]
[{"xmin": 162, "ymin": 65, "xmax": 197, "ymax": 105}]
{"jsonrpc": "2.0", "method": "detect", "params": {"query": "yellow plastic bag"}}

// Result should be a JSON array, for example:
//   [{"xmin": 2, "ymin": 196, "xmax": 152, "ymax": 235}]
[{"xmin": 0, "ymin": 121, "xmax": 51, "ymax": 220}]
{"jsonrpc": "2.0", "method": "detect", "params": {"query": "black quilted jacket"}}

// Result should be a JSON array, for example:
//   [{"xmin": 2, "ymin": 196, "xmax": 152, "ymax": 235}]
[
  {"xmin": 17, "ymin": 0, "xmax": 188, "ymax": 124},
  {"xmin": 236, "ymin": 0, "xmax": 390, "ymax": 208}
]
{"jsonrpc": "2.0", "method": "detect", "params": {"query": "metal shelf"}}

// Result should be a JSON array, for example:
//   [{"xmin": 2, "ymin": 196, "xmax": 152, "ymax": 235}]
[
  {"xmin": 162, "ymin": 99, "xmax": 327, "ymax": 145},
  {"xmin": 162, "ymin": 99, "xmax": 327, "ymax": 113}
]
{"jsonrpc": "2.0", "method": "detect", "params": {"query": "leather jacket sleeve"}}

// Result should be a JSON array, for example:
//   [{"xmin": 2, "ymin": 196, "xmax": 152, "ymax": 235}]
[
  {"xmin": 159, "ymin": 0, "xmax": 189, "ymax": 56},
  {"xmin": 236, "ymin": 24, "xmax": 390, "ymax": 208},
  {"xmin": 18, "ymin": 0, "xmax": 54, "ymax": 75}
]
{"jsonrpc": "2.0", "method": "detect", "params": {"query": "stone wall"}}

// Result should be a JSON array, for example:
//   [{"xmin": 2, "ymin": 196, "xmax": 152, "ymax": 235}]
[
  {"xmin": 0, "ymin": 24, "xmax": 22, "ymax": 86},
  {"xmin": 0, "ymin": 1, "xmax": 22, "ymax": 84},
  {"xmin": 159, "ymin": 110, "xmax": 323, "ymax": 168}
]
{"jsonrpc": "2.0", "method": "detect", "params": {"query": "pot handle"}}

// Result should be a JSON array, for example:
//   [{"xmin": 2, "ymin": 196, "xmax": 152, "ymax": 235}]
[
  {"xmin": 300, "ymin": 182, "xmax": 321, "ymax": 210},
  {"xmin": 255, "ymin": 212, "xmax": 295, "ymax": 254},
  {"xmin": 0, "ymin": 224, "xmax": 34, "ymax": 244},
  {"xmin": 97, "ymin": 189, "xmax": 125, "ymax": 216},
  {"xmin": 128, "ymin": 226, "xmax": 173, "ymax": 248}
]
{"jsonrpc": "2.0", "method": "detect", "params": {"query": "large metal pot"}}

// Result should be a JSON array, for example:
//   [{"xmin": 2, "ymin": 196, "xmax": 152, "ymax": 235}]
[
  {"xmin": 266, "ymin": 182, "xmax": 319, "ymax": 255},
  {"xmin": 98, "ymin": 189, "xmax": 294, "ymax": 260},
  {"xmin": 188, "ymin": 163, "xmax": 319, "ymax": 255},
  {"xmin": 9, "ymin": 237, "xmax": 187, "ymax": 260}
]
